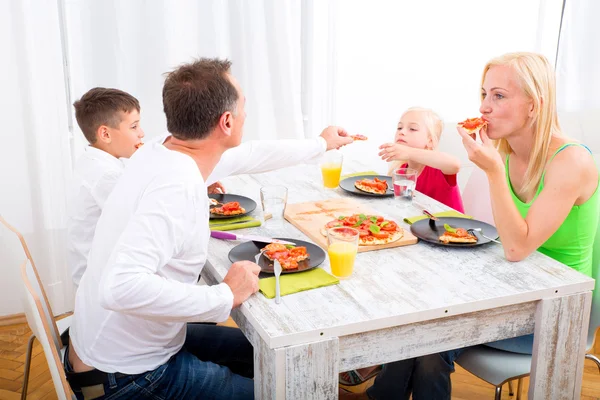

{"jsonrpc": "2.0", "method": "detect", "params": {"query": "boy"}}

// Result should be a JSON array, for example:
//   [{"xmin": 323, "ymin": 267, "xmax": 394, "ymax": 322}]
[{"xmin": 67, "ymin": 88, "xmax": 144, "ymax": 288}]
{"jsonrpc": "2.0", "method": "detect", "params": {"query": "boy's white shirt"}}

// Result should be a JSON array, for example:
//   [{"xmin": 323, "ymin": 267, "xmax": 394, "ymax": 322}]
[
  {"xmin": 67, "ymin": 135, "xmax": 327, "ymax": 288},
  {"xmin": 67, "ymin": 146, "xmax": 125, "ymax": 288},
  {"xmin": 70, "ymin": 136, "xmax": 327, "ymax": 373}
]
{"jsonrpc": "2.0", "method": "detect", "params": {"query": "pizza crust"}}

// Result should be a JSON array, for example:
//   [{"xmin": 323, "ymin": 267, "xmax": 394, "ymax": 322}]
[
  {"xmin": 320, "ymin": 226, "xmax": 404, "ymax": 246},
  {"xmin": 354, "ymin": 181, "xmax": 386, "ymax": 195},
  {"xmin": 210, "ymin": 206, "xmax": 246, "ymax": 216},
  {"xmin": 438, "ymin": 233, "xmax": 477, "ymax": 244}
]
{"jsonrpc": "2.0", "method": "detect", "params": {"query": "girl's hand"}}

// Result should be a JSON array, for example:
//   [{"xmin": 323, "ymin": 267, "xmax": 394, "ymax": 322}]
[
  {"xmin": 378, "ymin": 143, "xmax": 413, "ymax": 162},
  {"xmin": 457, "ymin": 125, "xmax": 503, "ymax": 175}
]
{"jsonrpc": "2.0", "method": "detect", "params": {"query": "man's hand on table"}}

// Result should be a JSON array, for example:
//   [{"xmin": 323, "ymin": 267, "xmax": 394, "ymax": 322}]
[
  {"xmin": 320, "ymin": 126, "xmax": 354, "ymax": 151},
  {"xmin": 224, "ymin": 261, "xmax": 261, "ymax": 308}
]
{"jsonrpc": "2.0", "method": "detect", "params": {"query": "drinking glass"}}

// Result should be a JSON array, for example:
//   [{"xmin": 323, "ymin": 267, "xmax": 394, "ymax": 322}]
[
  {"xmin": 320, "ymin": 150, "xmax": 343, "ymax": 189},
  {"xmin": 393, "ymin": 168, "xmax": 418, "ymax": 202},
  {"xmin": 327, "ymin": 227, "xmax": 359, "ymax": 279},
  {"xmin": 260, "ymin": 186, "xmax": 288, "ymax": 229}
]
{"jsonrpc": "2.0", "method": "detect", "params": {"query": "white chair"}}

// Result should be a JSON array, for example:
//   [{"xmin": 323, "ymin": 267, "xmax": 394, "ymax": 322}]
[
  {"xmin": 20, "ymin": 259, "xmax": 75, "ymax": 399},
  {"xmin": 456, "ymin": 223, "xmax": 600, "ymax": 399},
  {"xmin": 461, "ymin": 167, "xmax": 495, "ymax": 226},
  {"xmin": 0, "ymin": 215, "xmax": 72, "ymax": 399}
]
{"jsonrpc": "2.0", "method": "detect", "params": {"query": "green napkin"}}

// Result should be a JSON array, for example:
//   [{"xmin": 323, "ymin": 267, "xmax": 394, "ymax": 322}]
[
  {"xmin": 403, "ymin": 210, "xmax": 472, "ymax": 225},
  {"xmin": 259, "ymin": 268, "xmax": 339, "ymax": 299},
  {"xmin": 341, "ymin": 170, "xmax": 379, "ymax": 179},
  {"xmin": 209, "ymin": 217, "xmax": 261, "ymax": 231}
]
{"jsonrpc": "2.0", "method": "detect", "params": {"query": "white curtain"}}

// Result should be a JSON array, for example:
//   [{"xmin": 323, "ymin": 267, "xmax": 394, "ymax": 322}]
[
  {"xmin": 556, "ymin": 0, "xmax": 600, "ymax": 159},
  {"xmin": 64, "ymin": 0, "xmax": 336, "ymax": 157},
  {"xmin": 0, "ymin": 0, "xmax": 74, "ymax": 315}
]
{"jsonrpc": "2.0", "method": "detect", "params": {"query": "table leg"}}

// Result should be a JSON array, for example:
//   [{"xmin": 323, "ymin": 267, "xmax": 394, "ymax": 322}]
[
  {"xmin": 529, "ymin": 291, "xmax": 592, "ymax": 399},
  {"xmin": 254, "ymin": 336, "xmax": 340, "ymax": 399}
]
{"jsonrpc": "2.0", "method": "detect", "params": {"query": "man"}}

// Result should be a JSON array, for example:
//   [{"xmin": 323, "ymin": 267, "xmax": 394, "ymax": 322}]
[{"xmin": 66, "ymin": 58, "xmax": 352, "ymax": 399}]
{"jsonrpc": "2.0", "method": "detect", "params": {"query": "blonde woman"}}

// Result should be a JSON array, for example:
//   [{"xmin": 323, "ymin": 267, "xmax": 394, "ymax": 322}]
[{"xmin": 342, "ymin": 52, "xmax": 599, "ymax": 400}]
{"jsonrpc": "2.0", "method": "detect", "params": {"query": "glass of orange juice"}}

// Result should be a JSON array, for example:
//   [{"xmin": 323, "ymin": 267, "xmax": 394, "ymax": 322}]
[
  {"xmin": 327, "ymin": 227, "xmax": 359, "ymax": 279},
  {"xmin": 320, "ymin": 150, "xmax": 343, "ymax": 188}
]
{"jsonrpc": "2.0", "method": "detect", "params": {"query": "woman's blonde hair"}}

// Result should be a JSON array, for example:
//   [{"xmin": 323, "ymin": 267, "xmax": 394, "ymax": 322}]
[
  {"xmin": 389, "ymin": 107, "xmax": 443, "ymax": 174},
  {"xmin": 482, "ymin": 52, "xmax": 562, "ymax": 199}
]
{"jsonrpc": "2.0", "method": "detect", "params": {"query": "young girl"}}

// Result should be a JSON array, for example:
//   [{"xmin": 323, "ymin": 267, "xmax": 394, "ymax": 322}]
[
  {"xmin": 380, "ymin": 107, "xmax": 464, "ymax": 212},
  {"xmin": 339, "ymin": 108, "xmax": 465, "ymax": 389}
]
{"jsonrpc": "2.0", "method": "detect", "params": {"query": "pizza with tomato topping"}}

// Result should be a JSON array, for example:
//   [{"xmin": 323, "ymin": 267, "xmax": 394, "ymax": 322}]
[
  {"xmin": 350, "ymin": 134, "xmax": 368, "ymax": 141},
  {"xmin": 321, "ymin": 214, "xmax": 404, "ymax": 245},
  {"xmin": 438, "ymin": 224, "xmax": 477, "ymax": 244},
  {"xmin": 261, "ymin": 243, "xmax": 310, "ymax": 270},
  {"xmin": 457, "ymin": 117, "xmax": 487, "ymax": 140},
  {"xmin": 354, "ymin": 177, "xmax": 388, "ymax": 195},
  {"xmin": 210, "ymin": 201, "xmax": 246, "ymax": 216}
]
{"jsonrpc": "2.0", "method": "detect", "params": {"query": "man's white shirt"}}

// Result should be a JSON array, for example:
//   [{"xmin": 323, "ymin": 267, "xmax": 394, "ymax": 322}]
[
  {"xmin": 67, "ymin": 146, "xmax": 125, "ymax": 288},
  {"xmin": 70, "ymin": 137, "xmax": 326, "ymax": 374}
]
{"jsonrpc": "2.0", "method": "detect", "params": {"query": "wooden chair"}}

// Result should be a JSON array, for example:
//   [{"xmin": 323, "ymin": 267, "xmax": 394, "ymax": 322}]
[{"xmin": 0, "ymin": 215, "xmax": 72, "ymax": 399}]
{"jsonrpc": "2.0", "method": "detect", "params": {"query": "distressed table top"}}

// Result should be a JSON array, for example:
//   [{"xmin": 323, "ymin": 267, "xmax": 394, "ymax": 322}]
[{"xmin": 205, "ymin": 162, "xmax": 595, "ymax": 349}]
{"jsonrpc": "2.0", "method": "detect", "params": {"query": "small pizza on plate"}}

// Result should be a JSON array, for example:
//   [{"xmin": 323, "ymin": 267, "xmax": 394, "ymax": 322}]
[
  {"xmin": 457, "ymin": 117, "xmax": 487, "ymax": 140},
  {"xmin": 350, "ymin": 134, "xmax": 368, "ymax": 141},
  {"xmin": 321, "ymin": 214, "xmax": 404, "ymax": 246},
  {"xmin": 354, "ymin": 177, "xmax": 388, "ymax": 195},
  {"xmin": 210, "ymin": 201, "xmax": 246, "ymax": 216},
  {"xmin": 438, "ymin": 223, "xmax": 478, "ymax": 244},
  {"xmin": 260, "ymin": 243, "xmax": 310, "ymax": 270}
]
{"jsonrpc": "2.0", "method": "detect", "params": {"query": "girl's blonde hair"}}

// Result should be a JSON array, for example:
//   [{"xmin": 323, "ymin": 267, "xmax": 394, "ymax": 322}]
[
  {"xmin": 389, "ymin": 107, "xmax": 444, "ymax": 174},
  {"xmin": 482, "ymin": 52, "xmax": 561, "ymax": 199}
]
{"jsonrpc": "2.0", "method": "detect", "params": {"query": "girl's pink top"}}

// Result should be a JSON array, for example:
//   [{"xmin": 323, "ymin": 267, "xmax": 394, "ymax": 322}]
[{"xmin": 401, "ymin": 163, "xmax": 465, "ymax": 213}]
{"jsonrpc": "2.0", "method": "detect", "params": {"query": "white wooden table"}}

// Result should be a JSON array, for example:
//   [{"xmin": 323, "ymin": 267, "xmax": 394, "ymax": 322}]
[{"xmin": 202, "ymin": 163, "xmax": 594, "ymax": 399}]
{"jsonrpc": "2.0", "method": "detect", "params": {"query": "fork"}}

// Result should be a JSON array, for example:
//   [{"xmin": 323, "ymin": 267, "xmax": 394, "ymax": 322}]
[
  {"xmin": 274, "ymin": 259, "xmax": 282, "ymax": 304},
  {"xmin": 468, "ymin": 228, "xmax": 502, "ymax": 244}
]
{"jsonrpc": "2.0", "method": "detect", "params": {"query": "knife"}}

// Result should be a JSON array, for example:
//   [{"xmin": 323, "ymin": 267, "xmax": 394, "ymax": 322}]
[
  {"xmin": 274, "ymin": 259, "xmax": 282, "ymax": 304},
  {"xmin": 210, "ymin": 230, "xmax": 295, "ymax": 245}
]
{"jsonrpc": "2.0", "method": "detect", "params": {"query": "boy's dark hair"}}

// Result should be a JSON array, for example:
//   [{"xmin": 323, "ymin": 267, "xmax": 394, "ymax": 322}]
[
  {"xmin": 162, "ymin": 58, "xmax": 239, "ymax": 140},
  {"xmin": 73, "ymin": 88, "xmax": 140, "ymax": 144}
]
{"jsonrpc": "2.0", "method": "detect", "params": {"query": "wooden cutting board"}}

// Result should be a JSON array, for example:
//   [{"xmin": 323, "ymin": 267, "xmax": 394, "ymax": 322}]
[{"xmin": 284, "ymin": 198, "xmax": 418, "ymax": 252}]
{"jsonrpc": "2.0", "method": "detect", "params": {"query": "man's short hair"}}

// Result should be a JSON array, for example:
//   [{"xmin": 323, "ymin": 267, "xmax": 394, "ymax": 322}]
[
  {"xmin": 162, "ymin": 58, "xmax": 239, "ymax": 140},
  {"xmin": 73, "ymin": 88, "xmax": 140, "ymax": 145}
]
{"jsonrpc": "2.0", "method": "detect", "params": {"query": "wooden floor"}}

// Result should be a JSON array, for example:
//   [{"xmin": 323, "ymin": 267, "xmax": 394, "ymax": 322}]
[{"xmin": 1, "ymin": 319, "xmax": 599, "ymax": 400}]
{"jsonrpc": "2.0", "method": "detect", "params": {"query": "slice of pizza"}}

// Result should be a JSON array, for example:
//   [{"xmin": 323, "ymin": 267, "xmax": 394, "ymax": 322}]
[
  {"xmin": 439, "ymin": 224, "xmax": 478, "ymax": 244},
  {"xmin": 210, "ymin": 201, "xmax": 246, "ymax": 216},
  {"xmin": 134, "ymin": 142, "xmax": 144, "ymax": 149},
  {"xmin": 457, "ymin": 117, "xmax": 487, "ymax": 140},
  {"xmin": 261, "ymin": 243, "xmax": 310, "ymax": 270},
  {"xmin": 354, "ymin": 177, "xmax": 388, "ymax": 195},
  {"xmin": 321, "ymin": 214, "xmax": 404, "ymax": 246},
  {"xmin": 350, "ymin": 134, "xmax": 368, "ymax": 141}
]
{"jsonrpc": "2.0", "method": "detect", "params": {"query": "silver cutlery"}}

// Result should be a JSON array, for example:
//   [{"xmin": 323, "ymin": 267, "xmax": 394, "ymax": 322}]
[
  {"xmin": 468, "ymin": 228, "xmax": 501, "ymax": 244},
  {"xmin": 274, "ymin": 259, "xmax": 282, "ymax": 304}
]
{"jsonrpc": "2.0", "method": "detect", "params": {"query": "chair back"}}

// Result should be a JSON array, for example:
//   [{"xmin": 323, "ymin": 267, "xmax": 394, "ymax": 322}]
[
  {"xmin": 21, "ymin": 260, "xmax": 72, "ymax": 399},
  {"xmin": 0, "ymin": 215, "xmax": 62, "ymax": 343},
  {"xmin": 461, "ymin": 167, "xmax": 495, "ymax": 225},
  {"xmin": 587, "ymin": 218, "xmax": 600, "ymax": 348}
]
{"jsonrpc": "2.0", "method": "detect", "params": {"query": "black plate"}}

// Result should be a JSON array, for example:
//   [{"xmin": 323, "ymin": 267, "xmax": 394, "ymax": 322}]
[
  {"xmin": 410, "ymin": 217, "xmax": 499, "ymax": 247},
  {"xmin": 228, "ymin": 238, "xmax": 326, "ymax": 274},
  {"xmin": 209, "ymin": 194, "xmax": 257, "ymax": 219},
  {"xmin": 339, "ymin": 175, "xmax": 394, "ymax": 197}
]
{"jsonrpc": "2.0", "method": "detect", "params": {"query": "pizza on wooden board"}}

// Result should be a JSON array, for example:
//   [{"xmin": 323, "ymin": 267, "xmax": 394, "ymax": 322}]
[
  {"xmin": 438, "ymin": 223, "xmax": 478, "ymax": 244},
  {"xmin": 321, "ymin": 214, "xmax": 404, "ymax": 245},
  {"xmin": 261, "ymin": 243, "xmax": 310, "ymax": 270},
  {"xmin": 457, "ymin": 117, "xmax": 487, "ymax": 140},
  {"xmin": 354, "ymin": 177, "xmax": 388, "ymax": 195},
  {"xmin": 210, "ymin": 201, "xmax": 246, "ymax": 216}
]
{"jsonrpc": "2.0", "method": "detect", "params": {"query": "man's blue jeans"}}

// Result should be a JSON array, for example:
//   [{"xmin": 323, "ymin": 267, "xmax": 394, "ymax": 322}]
[{"xmin": 67, "ymin": 324, "xmax": 254, "ymax": 399}]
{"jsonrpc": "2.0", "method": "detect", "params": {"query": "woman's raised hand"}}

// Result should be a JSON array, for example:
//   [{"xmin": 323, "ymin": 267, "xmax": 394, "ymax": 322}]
[{"xmin": 457, "ymin": 125, "xmax": 503, "ymax": 174}]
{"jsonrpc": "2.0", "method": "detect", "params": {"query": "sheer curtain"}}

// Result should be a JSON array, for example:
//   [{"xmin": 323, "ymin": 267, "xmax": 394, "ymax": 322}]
[
  {"xmin": 0, "ymin": 0, "xmax": 74, "ymax": 316},
  {"xmin": 64, "ymin": 0, "xmax": 335, "ymax": 157},
  {"xmin": 556, "ymin": 0, "xmax": 600, "ymax": 160}
]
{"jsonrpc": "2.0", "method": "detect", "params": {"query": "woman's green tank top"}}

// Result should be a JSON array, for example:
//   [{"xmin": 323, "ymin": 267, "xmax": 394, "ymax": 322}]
[{"xmin": 506, "ymin": 143, "xmax": 599, "ymax": 276}]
